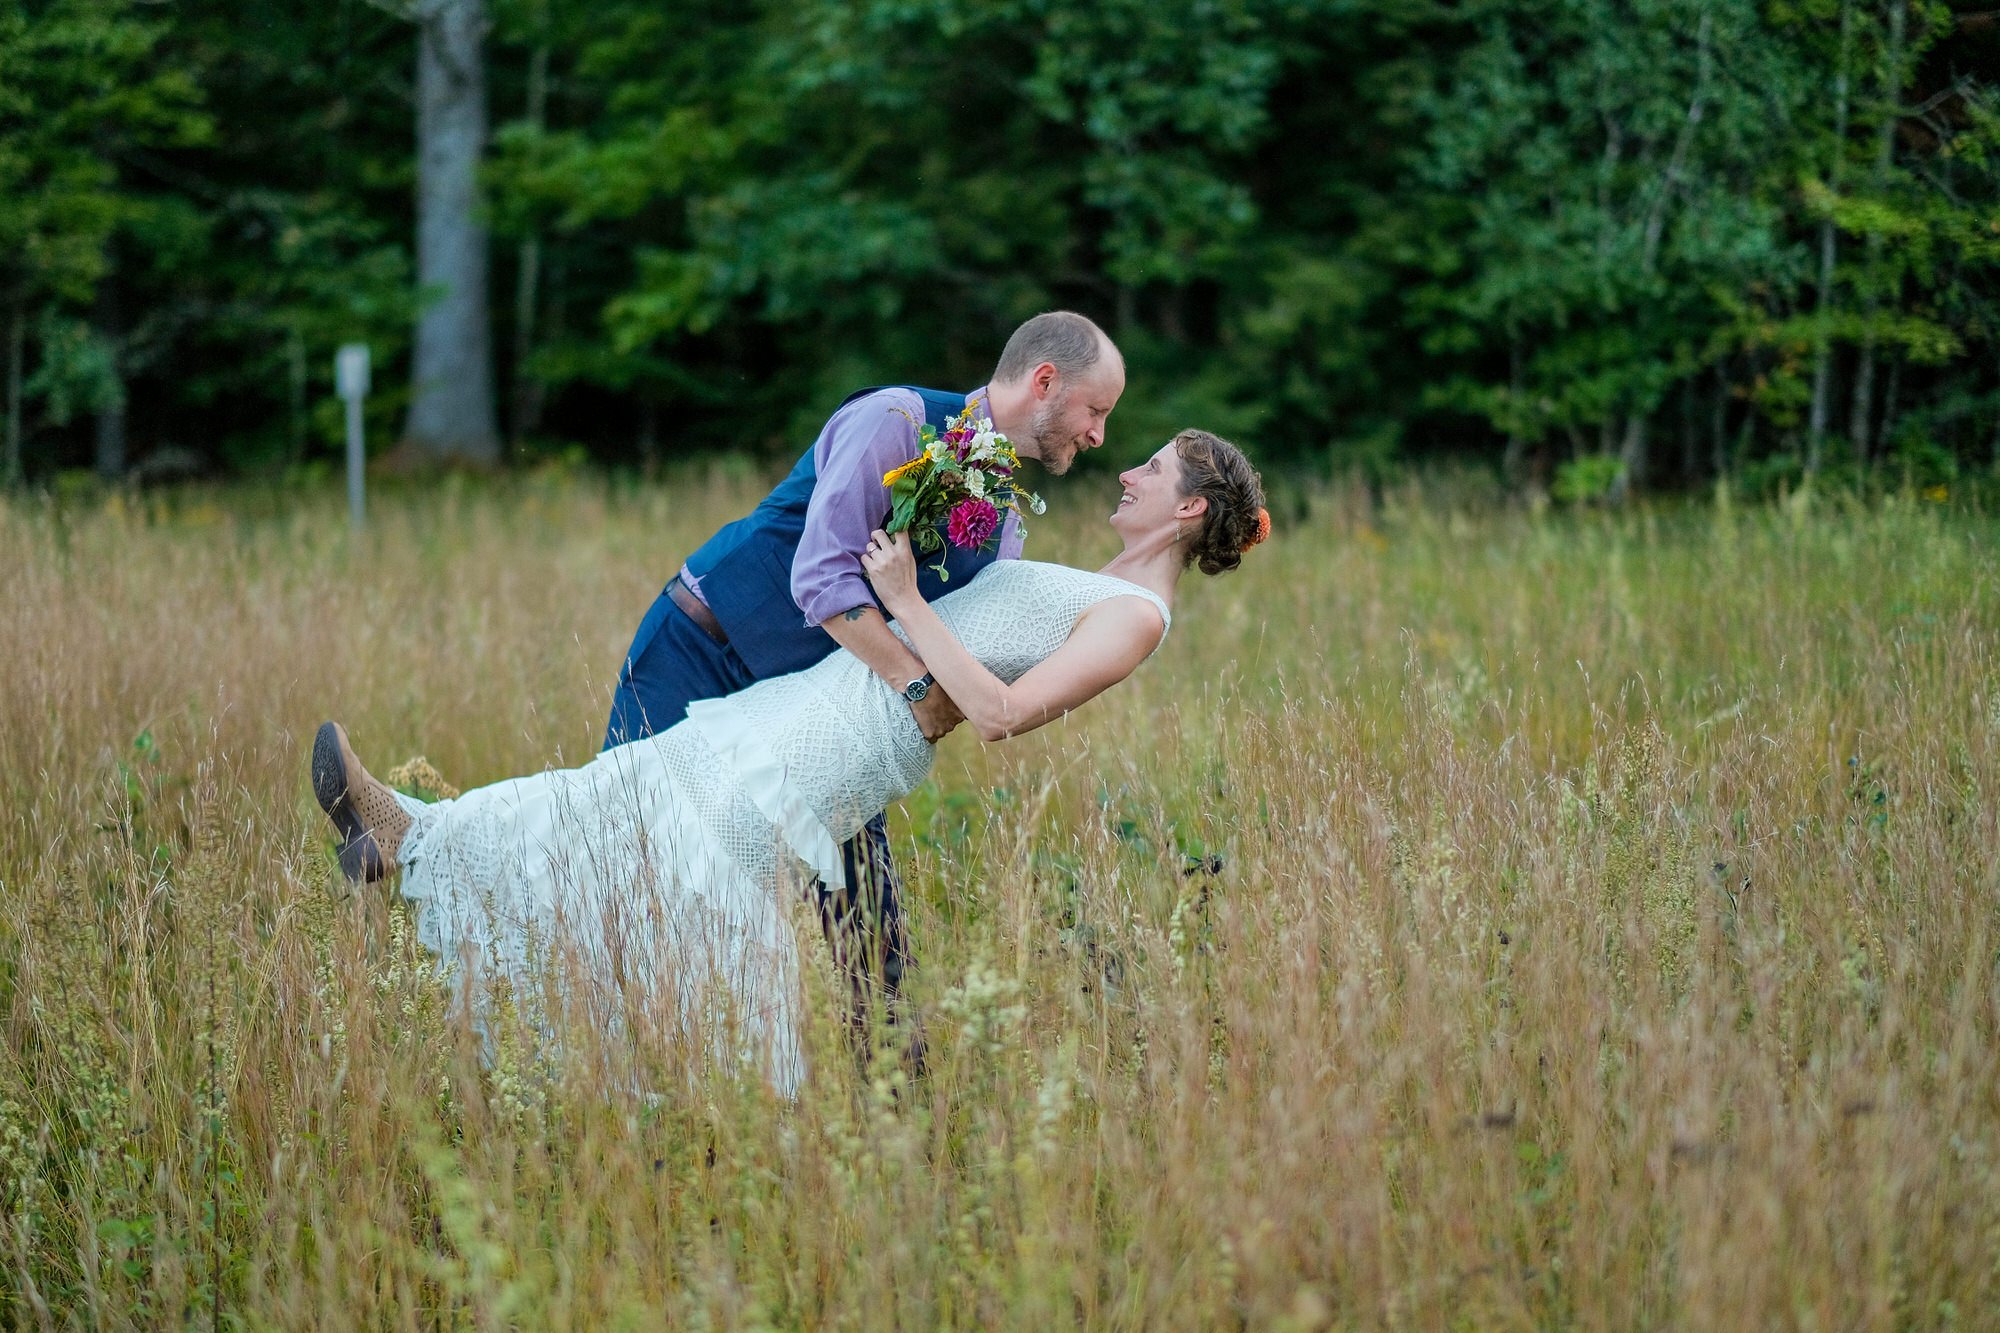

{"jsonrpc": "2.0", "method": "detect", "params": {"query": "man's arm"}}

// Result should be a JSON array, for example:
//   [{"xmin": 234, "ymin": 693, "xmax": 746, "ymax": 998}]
[
  {"xmin": 791, "ymin": 389, "xmax": 965, "ymax": 740},
  {"xmin": 818, "ymin": 604, "xmax": 965, "ymax": 741},
  {"xmin": 820, "ymin": 603, "xmax": 924, "ymax": 684}
]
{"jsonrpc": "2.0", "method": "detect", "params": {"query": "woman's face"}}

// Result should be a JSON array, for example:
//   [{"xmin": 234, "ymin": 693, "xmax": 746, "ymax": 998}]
[{"xmin": 1110, "ymin": 442, "xmax": 1189, "ymax": 538}]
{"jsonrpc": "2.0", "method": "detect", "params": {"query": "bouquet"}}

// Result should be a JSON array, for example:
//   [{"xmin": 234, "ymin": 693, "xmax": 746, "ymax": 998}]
[{"xmin": 881, "ymin": 397, "xmax": 1045, "ymax": 580}]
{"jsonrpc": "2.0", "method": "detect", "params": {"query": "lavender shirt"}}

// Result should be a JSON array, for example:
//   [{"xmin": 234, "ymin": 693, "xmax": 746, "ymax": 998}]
[{"xmin": 680, "ymin": 386, "xmax": 1025, "ymax": 626}]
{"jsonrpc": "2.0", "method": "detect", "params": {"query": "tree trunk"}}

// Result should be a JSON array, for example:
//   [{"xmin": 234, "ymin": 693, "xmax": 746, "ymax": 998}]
[
  {"xmin": 1502, "ymin": 333, "xmax": 1525, "ymax": 487},
  {"xmin": 1805, "ymin": 217, "xmax": 1839, "ymax": 473},
  {"xmin": 1848, "ymin": 330, "xmax": 1877, "ymax": 462},
  {"xmin": 1639, "ymin": 15, "xmax": 1710, "ymax": 268},
  {"xmin": 4, "ymin": 303, "xmax": 22, "ymax": 488},
  {"xmin": 1738, "ymin": 351, "xmax": 1762, "ymax": 466},
  {"xmin": 1680, "ymin": 376, "xmax": 1698, "ymax": 485},
  {"xmin": 93, "ymin": 287, "xmax": 126, "ymax": 481},
  {"xmin": 1710, "ymin": 360, "xmax": 1730, "ymax": 477},
  {"xmin": 510, "ymin": 238, "xmax": 543, "ymax": 449},
  {"xmin": 1807, "ymin": 2, "xmax": 1853, "ymax": 475},
  {"xmin": 94, "ymin": 390, "xmax": 126, "ymax": 481},
  {"xmin": 1877, "ymin": 354, "xmax": 1900, "ymax": 464},
  {"xmin": 287, "ymin": 325, "xmax": 308, "ymax": 466},
  {"xmin": 1611, "ymin": 13, "xmax": 1706, "ymax": 504},
  {"xmin": 1609, "ymin": 413, "xmax": 1648, "ymax": 503},
  {"xmin": 509, "ymin": 41, "xmax": 550, "ymax": 451},
  {"xmin": 404, "ymin": 0, "xmax": 501, "ymax": 465},
  {"xmin": 544, "ymin": 249, "xmax": 567, "ymax": 375},
  {"xmin": 1848, "ymin": 0, "xmax": 1904, "ymax": 466}
]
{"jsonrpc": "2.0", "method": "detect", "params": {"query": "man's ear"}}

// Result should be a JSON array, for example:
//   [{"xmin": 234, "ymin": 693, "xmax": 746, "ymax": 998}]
[{"xmin": 1032, "ymin": 362, "xmax": 1059, "ymax": 398}]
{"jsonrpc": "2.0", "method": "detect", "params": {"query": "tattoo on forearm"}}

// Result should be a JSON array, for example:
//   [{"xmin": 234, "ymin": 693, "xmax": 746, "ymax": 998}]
[{"xmin": 843, "ymin": 607, "xmax": 868, "ymax": 622}]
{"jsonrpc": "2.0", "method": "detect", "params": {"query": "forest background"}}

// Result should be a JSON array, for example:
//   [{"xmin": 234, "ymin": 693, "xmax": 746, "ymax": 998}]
[{"xmin": 2, "ymin": 0, "xmax": 1998, "ymax": 499}]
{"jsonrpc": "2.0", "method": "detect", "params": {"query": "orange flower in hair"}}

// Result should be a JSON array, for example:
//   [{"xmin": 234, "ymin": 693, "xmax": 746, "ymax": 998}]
[{"xmin": 1243, "ymin": 507, "xmax": 1271, "ymax": 551}]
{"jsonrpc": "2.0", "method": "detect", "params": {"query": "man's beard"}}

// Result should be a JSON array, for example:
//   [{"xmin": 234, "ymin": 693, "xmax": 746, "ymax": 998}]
[{"xmin": 1029, "ymin": 386, "xmax": 1075, "ymax": 475}]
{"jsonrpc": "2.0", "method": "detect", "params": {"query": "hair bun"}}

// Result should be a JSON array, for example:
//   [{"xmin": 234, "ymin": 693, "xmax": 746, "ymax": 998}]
[{"xmin": 1172, "ymin": 429, "xmax": 1264, "ymax": 576}]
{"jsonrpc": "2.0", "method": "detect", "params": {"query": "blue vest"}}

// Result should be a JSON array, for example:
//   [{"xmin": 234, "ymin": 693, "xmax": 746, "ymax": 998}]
[{"xmin": 685, "ymin": 386, "xmax": 1001, "ymax": 678}]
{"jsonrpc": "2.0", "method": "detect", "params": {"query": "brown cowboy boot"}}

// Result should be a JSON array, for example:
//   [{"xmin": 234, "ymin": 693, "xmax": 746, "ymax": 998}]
[{"xmin": 311, "ymin": 721, "xmax": 412, "ymax": 883}]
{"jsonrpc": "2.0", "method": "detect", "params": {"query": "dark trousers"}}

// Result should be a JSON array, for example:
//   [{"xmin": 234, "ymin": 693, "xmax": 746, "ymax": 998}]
[
  {"xmin": 605, "ymin": 584, "xmax": 918, "ymax": 1062},
  {"xmin": 603, "ymin": 583, "xmax": 755, "ymax": 751}
]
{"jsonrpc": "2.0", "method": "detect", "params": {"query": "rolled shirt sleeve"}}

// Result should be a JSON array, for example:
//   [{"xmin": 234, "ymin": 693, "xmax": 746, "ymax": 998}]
[
  {"xmin": 792, "ymin": 385, "xmax": 1028, "ymax": 625},
  {"xmin": 792, "ymin": 389, "xmax": 927, "ymax": 627}
]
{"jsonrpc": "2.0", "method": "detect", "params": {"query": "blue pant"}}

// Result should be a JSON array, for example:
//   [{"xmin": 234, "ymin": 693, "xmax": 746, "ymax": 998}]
[
  {"xmin": 604, "ymin": 584, "xmax": 919, "ymax": 1063},
  {"xmin": 603, "ymin": 584, "xmax": 755, "ymax": 750}
]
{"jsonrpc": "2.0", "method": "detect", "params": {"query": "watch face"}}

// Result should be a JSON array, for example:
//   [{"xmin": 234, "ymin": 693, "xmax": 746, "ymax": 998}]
[{"xmin": 905, "ymin": 678, "xmax": 931, "ymax": 702}]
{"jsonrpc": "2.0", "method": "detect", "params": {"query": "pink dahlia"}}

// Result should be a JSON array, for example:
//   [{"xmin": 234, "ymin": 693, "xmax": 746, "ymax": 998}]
[{"xmin": 946, "ymin": 497, "xmax": 1000, "ymax": 549}]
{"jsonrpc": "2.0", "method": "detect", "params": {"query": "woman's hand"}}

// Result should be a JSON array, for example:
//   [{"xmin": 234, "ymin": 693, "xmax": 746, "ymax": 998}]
[{"xmin": 861, "ymin": 529, "xmax": 919, "ymax": 612}]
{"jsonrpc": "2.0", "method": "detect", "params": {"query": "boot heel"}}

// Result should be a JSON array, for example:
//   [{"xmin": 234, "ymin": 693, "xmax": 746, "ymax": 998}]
[{"xmin": 313, "ymin": 721, "xmax": 397, "ymax": 883}]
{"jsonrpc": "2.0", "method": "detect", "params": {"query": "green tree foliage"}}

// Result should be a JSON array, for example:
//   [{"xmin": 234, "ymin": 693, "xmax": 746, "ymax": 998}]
[
  {"xmin": 1, "ymin": 0, "xmax": 410, "ymax": 482},
  {"xmin": 2, "ymin": 0, "xmax": 1997, "ymax": 490},
  {"xmin": 1408, "ymin": 0, "xmax": 1807, "ymax": 490},
  {"xmin": 0, "ymin": 0, "xmax": 209, "ymax": 480}
]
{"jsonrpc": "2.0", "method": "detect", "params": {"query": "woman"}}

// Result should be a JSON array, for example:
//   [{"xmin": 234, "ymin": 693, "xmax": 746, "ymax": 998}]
[{"xmin": 313, "ymin": 429, "xmax": 1267, "ymax": 1091}]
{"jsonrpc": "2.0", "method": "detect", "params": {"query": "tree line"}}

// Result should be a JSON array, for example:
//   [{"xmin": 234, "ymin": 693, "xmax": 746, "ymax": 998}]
[{"xmin": 2, "ymin": 0, "xmax": 1995, "ymax": 495}]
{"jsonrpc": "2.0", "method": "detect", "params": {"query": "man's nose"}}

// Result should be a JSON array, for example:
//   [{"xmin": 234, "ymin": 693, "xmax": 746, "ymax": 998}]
[{"xmin": 1086, "ymin": 423, "xmax": 1105, "ymax": 448}]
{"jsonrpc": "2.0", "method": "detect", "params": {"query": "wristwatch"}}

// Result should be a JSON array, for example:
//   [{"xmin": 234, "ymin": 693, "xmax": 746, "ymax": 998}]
[{"xmin": 902, "ymin": 673, "xmax": 934, "ymax": 704}]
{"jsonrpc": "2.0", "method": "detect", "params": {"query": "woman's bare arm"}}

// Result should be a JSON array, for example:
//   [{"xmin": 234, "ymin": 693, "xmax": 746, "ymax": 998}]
[{"xmin": 863, "ymin": 531, "xmax": 1164, "ymax": 741}]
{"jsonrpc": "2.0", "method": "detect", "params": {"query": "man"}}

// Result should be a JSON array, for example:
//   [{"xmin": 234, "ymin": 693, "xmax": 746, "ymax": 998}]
[{"xmin": 602, "ymin": 310, "xmax": 1126, "ymax": 1055}]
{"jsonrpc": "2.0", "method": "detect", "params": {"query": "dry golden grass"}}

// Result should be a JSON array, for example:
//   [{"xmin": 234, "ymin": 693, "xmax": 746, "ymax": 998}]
[{"xmin": 1, "ymin": 468, "xmax": 1996, "ymax": 1329}]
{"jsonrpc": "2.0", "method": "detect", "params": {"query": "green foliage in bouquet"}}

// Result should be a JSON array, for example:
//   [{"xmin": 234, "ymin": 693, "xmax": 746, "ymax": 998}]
[{"xmin": 881, "ymin": 398, "xmax": 1045, "ymax": 580}]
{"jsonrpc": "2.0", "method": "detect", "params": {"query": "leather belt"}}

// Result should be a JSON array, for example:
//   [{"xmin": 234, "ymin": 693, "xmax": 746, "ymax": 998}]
[{"xmin": 667, "ymin": 575, "xmax": 729, "ymax": 646}]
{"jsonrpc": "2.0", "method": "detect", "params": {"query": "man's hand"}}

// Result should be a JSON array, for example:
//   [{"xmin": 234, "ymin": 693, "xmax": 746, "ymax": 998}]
[
  {"xmin": 824, "ymin": 601, "xmax": 961, "ymax": 740},
  {"xmin": 910, "ymin": 683, "xmax": 964, "ymax": 743}
]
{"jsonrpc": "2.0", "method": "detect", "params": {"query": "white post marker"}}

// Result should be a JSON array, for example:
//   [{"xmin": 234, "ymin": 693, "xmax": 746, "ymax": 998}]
[{"xmin": 335, "ymin": 343, "xmax": 371, "ymax": 529}]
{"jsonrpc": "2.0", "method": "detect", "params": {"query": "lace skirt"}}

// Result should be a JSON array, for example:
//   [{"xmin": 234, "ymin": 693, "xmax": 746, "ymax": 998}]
[{"xmin": 394, "ymin": 722, "xmax": 810, "ymax": 1095}]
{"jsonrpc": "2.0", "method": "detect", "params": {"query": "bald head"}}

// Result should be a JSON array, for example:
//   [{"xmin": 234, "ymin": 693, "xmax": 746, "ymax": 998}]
[{"xmin": 992, "ymin": 311, "xmax": 1121, "ymax": 387}]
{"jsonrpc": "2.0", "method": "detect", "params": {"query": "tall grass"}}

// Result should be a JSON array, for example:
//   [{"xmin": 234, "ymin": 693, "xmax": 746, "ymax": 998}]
[{"xmin": 1, "ymin": 469, "xmax": 1996, "ymax": 1328}]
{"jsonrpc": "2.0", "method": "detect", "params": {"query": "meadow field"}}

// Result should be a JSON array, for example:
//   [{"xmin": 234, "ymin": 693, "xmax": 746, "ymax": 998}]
[{"xmin": 1, "ymin": 468, "xmax": 1997, "ymax": 1329}]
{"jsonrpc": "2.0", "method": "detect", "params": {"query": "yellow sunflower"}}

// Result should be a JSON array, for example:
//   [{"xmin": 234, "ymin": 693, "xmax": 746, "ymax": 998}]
[{"xmin": 882, "ymin": 456, "xmax": 928, "ymax": 487}]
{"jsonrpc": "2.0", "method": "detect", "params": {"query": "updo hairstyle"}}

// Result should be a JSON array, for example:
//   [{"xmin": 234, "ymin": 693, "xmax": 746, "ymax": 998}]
[{"xmin": 1173, "ymin": 429, "xmax": 1266, "ymax": 576}]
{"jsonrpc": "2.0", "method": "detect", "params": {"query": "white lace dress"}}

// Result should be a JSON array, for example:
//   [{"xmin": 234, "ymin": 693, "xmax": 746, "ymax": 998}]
[{"xmin": 393, "ymin": 561, "xmax": 1170, "ymax": 1093}]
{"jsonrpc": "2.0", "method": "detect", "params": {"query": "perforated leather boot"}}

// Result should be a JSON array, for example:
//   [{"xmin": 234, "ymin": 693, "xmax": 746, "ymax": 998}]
[{"xmin": 311, "ymin": 721, "xmax": 411, "ymax": 883}]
